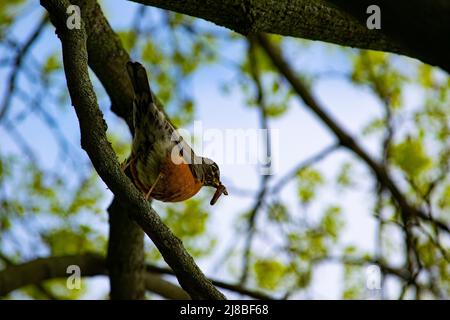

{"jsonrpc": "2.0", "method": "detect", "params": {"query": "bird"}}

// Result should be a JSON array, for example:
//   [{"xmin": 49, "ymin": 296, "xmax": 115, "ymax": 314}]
[{"xmin": 123, "ymin": 61, "xmax": 228, "ymax": 205}]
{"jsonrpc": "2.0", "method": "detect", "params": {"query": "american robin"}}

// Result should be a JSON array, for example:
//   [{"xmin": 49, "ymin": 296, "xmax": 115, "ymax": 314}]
[{"xmin": 123, "ymin": 61, "xmax": 228, "ymax": 205}]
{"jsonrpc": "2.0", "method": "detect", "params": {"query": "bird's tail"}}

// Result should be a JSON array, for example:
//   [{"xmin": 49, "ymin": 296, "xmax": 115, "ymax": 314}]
[
  {"xmin": 126, "ymin": 60, "xmax": 167, "ymax": 140},
  {"xmin": 126, "ymin": 61, "xmax": 154, "ymax": 106},
  {"xmin": 126, "ymin": 61, "xmax": 177, "ymax": 157}
]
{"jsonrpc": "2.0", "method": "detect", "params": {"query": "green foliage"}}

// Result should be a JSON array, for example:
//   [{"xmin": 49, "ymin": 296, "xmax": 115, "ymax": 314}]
[
  {"xmin": 342, "ymin": 265, "xmax": 365, "ymax": 299},
  {"xmin": 437, "ymin": 184, "xmax": 450, "ymax": 210},
  {"xmin": 321, "ymin": 205, "xmax": 344, "ymax": 240},
  {"xmin": 43, "ymin": 225, "xmax": 105, "ymax": 256},
  {"xmin": 362, "ymin": 118, "xmax": 386, "ymax": 136},
  {"xmin": 413, "ymin": 75, "xmax": 450, "ymax": 143},
  {"xmin": 0, "ymin": 151, "xmax": 106, "ymax": 256},
  {"xmin": 165, "ymin": 199, "xmax": 208, "ymax": 237},
  {"xmin": 117, "ymin": 30, "xmax": 137, "ymax": 52},
  {"xmin": 108, "ymin": 132, "xmax": 131, "ymax": 164},
  {"xmin": 296, "ymin": 167, "xmax": 324, "ymax": 204},
  {"xmin": 42, "ymin": 54, "xmax": 61, "ymax": 75},
  {"xmin": 417, "ymin": 64, "xmax": 435, "ymax": 88},
  {"xmin": 352, "ymin": 50, "xmax": 407, "ymax": 107},
  {"xmin": 238, "ymin": 38, "xmax": 293, "ymax": 119},
  {"xmin": 254, "ymin": 259, "xmax": 286, "ymax": 290},
  {"xmin": 157, "ymin": 197, "xmax": 216, "ymax": 257},
  {"xmin": 336, "ymin": 162, "xmax": 354, "ymax": 187},
  {"xmin": 0, "ymin": 0, "xmax": 25, "ymax": 38},
  {"xmin": 267, "ymin": 202, "xmax": 288, "ymax": 222},
  {"xmin": 390, "ymin": 136, "xmax": 432, "ymax": 179}
]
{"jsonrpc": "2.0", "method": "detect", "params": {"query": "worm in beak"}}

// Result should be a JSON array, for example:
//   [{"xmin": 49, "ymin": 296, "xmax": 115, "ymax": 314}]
[{"xmin": 210, "ymin": 184, "xmax": 228, "ymax": 205}]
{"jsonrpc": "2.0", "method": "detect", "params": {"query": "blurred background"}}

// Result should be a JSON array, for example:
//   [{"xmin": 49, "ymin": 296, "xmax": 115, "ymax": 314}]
[{"xmin": 0, "ymin": 0, "xmax": 449, "ymax": 299}]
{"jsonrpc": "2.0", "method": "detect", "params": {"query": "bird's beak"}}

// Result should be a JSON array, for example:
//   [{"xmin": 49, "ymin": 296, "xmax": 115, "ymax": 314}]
[{"xmin": 210, "ymin": 182, "xmax": 228, "ymax": 205}]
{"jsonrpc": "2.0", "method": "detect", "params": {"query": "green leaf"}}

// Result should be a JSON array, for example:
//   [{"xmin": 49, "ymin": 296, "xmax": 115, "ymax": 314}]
[
  {"xmin": 254, "ymin": 259, "xmax": 286, "ymax": 290},
  {"xmin": 336, "ymin": 162, "xmax": 353, "ymax": 187},
  {"xmin": 42, "ymin": 54, "xmax": 60, "ymax": 74},
  {"xmin": 321, "ymin": 205, "xmax": 344, "ymax": 240},
  {"xmin": 117, "ymin": 31, "xmax": 137, "ymax": 52},
  {"xmin": 296, "ymin": 168, "xmax": 324, "ymax": 204},
  {"xmin": 264, "ymin": 103, "xmax": 288, "ymax": 118},
  {"xmin": 418, "ymin": 64, "xmax": 434, "ymax": 88},
  {"xmin": 437, "ymin": 184, "xmax": 450, "ymax": 210},
  {"xmin": 268, "ymin": 202, "xmax": 288, "ymax": 222},
  {"xmin": 390, "ymin": 137, "xmax": 432, "ymax": 178}
]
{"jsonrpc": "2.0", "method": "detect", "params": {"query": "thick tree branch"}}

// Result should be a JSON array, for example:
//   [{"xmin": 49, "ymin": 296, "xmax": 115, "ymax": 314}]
[
  {"xmin": 41, "ymin": 0, "xmax": 224, "ymax": 300},
  {"xmin": 0, "ymin": 254, "xmax": 273, "ymax": 300},
  {"xmin": 0, "ymin": 253, "xmax": 59, "ymax": 299},
  {"xmin": 72, "ymin": 0, "xmax": 169, "ymax": 131},
  {"xmin": 255, "ymin": 33, "xmax": 450, "ymax": 235},
  {"xmin": 0, "ymin": 254, "xmax": 105, "ymax": 297},
  {"xmin": 128, "ymin": 0, "xmax": 404, "ymax": 54},
  {"xmin": 0, "ymin": 253, "xmax": 188, "ymax": 299},
  {"xmin": 129, "ymin": 0, "xmax": 449, "ymax": 72},
  {"xmin": 107, "ymin": 198, "xmax": 145, "ymax": 299},
  {"xmin": 69, "ymin": 0, "xmax": 146, "ymax": 300},
  {"xmin": 325, "ymin": 1, "xmax": 450, "ymax": 73}
]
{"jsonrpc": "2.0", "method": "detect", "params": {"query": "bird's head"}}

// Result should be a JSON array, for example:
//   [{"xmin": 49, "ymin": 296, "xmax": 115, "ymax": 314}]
[{"xmin": 199, "ymin": 157, "xmax": 228, "ymax": 205}]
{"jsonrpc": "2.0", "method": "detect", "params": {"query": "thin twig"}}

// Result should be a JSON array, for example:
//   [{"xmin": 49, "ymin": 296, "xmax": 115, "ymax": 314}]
[
  {"xmin": 239, "ymin": 37, "xmax": 272, "ymax": 285},
  {"xmin": 0, "ymin": 15, "xmax": 48, "ymax": 121}
]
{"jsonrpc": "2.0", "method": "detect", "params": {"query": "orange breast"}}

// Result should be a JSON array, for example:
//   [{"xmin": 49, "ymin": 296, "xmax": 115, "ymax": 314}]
[{"xmin": 151, "ymin": 156, "xmax": 203, "ymax": 202}]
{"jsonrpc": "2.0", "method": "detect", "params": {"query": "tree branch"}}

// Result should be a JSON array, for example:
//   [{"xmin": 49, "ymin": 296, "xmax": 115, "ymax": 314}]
[
  {"xmin": 0, "ymin": 254, "xmax": 273, "ymax": 300},
  {"xmin": 41, "ymin": 0, "xmax": 224, "ymax": 300},
  {"xmin": 107, "ymin": 198, "xmax": 145, "ymax": 299},
  {"xmin": 144, "ymin": 273, "xmax": 191, "ymax": 300},
  {"xmin": 0, "ymin": 253, "xmax": 189, "ymax": 299},
  {"xmin": 0, "ymin": 254, "xmax": 105, "ymax": 297},
  {"xmin": 0, "ymin": 253, "xmax": 60, "ymax": 299},
  {"xmin": 0, "ymin": 15, "xmax": 48, "ymax": 122},
  {"xmin": 239, "ymin": 38, "xmax": 272, "ymax": 285},
  {"xmin": 129, "ymin": 0, "xmax": 450, "ymax": 72},
  {"xmin": 145, "ymin": 265, "xmax": 274, "ymax": 300},
  {"xmin": 325, "ymin": 0, "xmax": 450, "ymax": 73},
  {"xmin": 270, "ymin": 143, "xmax": 340, "ymax": 194},
  {"xmin": 69, "ymin": 0, "xmax": 146, "ymax": 300}
]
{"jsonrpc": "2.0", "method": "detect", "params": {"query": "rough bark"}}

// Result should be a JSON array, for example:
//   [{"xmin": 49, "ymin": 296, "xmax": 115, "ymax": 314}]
[
  {"xmin": 107, "ymin": 199, "xmax": 145, "ymax": 299},
  {"xmin": 130, "ymin": 0, "xmax": 450, "ymax": 72},
  {"xmin": 73, "ymin": 0, "xmax": 135, "ymax": 129},
  {"xmin": 326, "ymin": 0, "xmax": 450, "ymax": 73},
  {"xmin": 72, "ymin": 0, "xmax": 144, "ymax": 300}
]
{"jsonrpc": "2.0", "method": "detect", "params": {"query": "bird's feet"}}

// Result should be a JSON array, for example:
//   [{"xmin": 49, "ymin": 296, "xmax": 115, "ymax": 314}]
[
  {"xmin": 144, "ymin": 172, "xmax": 163, "ymax": 200},
  {"xmin": 121, "ymin": 159, "xmax": 131, "ymax": 172}
]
